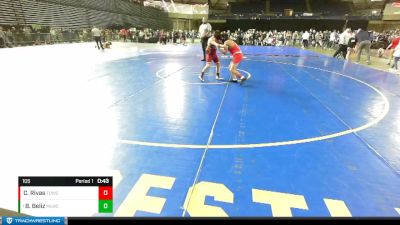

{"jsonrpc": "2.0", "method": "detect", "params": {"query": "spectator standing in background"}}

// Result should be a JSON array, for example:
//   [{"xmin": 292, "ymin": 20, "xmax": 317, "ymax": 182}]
[
  {"xmin": 159, "ymin": 30, "xmax": 167, "ymax": 45},
  {"xmin": 0, "ymin": 26, "xmax": 12, "ymax": 48},
  {"xmin": 386, "ymin": 32, "xmax": 400, "ymax": 67},
  {"xmin": 346, "ymin": 31, "xmax": 357, "ymax": 60},
  {"xmin": 302, "ymin": 30, "xmax": 310, "ymax": 49},
  {"xmin": 333, "ymin": 28, "xmax": 352, "ymax": 59},
  {"xmin": 198, "ymin": 17, "xmax": 212, "ymax": 61},
  {"xmin": 292, "ymin": 31, "xmax": 298, "ymax": 46},
  {"xmin": 172, "ymin": 31, "xmax": 178, "ymax": 45},
  {"xmin": 329, "ymin": 30, "xmax": 336, "ymax": 49},
  {"xmin": 91, "ymin": 26, "xmax": 104, "ymax": 50},
  {"xmin": 355, "ymin": 28, "xmax": 372, "ymax": 64},
  {"xmin": 6, "ymin": 27, "xmax": 15, "ymax": 46},
  {"xmin": 389, "ymin": 44, "xmax": 400, "ymax": 73},
  {"xmin": 190, "ymin": 30, "xmax": 195, "ymax": 43},
  {"xmin": 0, "ymin": 26, "xmax": 6, "ymax": 48},
  {"xmin": 181, "ymin": 31, "xmax": 187, "ymax": 46},
  {"xmin": 119, "ymin": 28, "xmax": 128, "ymax": 42}
]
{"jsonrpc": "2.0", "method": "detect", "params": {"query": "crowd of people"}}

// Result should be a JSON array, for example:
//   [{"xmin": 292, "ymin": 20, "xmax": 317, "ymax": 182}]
[
  {"xmin": 0, "ymin": 25, "xmax": 198, "ymax": 47},
  {"xmin": 1, "ymin": 24, "xmax": 399, "ymax": 73},
  {"xmin": 216, "ymin": 28, "xmax": 397, "ymax": 51},
  {"xmin": 211, "ymin": 28, "xmax": 400, "ymax": 71}
]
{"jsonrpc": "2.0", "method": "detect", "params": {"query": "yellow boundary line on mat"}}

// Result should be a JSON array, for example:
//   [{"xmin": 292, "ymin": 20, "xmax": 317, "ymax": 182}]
[{"xmin": 118, "ymin": 61, "xmax": 390, "ymax": 149}]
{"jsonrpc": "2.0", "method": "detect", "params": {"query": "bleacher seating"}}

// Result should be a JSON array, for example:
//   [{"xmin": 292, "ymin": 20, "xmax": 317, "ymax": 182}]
[
  {"xmin": 19, "ymin": 0, "xmax": 88, "ymax": 28},
  {"xmin": 312, "ymin": 0, "xmax": 352, "ymax": 16},
  {"xmin": 0, "ymin": 0, "xmax": 19, "ymax": 25},
  {"xmin": 270, "ymin": 0, "xmax": 307, "ymax": 13},
  {"xmin": 0, "ymin": 0, "xmax": 172, "ymax": 29},
  {"xmin": 231, "ymin": 1, "xmax": 265, "ymax": 14}
]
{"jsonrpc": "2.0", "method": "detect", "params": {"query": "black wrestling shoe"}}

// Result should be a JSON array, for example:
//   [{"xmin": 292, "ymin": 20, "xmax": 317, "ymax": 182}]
[
  {"xmin": 198, "ymin": 75, "xmax": 205, "ymax": 82},
  {"xmin": 239, "ymin": 76, "xmax": 247, "ymax": 85}
]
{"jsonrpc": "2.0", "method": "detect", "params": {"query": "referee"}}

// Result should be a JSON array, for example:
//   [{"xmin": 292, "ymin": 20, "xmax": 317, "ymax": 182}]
[{"xmin": 198, "ymin": 17, "xmax": 212, "ymax": 61}]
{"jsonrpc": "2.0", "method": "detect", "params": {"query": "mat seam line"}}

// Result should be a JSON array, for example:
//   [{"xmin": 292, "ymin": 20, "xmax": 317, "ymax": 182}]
[{"xmin": 181, "ymin": 82, "xmax": 231, "ymax": 217}]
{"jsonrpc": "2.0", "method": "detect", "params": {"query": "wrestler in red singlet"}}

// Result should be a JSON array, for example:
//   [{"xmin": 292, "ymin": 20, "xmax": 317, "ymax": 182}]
[
  {"xmin": 199, "ymin": 31, "xmax": 224, "ymax": 82},
  {"xmin": 219, "ymin": 37, "xmax": 249, "ymax": 84},
  {"xmin": 206, "ymin": 42, "xmax": 218, "ymax": 64},
  {"xmin": 228, "ymin": 41, "xmax": 243, "ymax": 65}
]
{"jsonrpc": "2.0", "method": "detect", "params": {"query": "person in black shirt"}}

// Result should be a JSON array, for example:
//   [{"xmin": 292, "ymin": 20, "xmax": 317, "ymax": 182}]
[
  {"xmin": 181, "ymin": 31, "xmax": 186, "ymax": 46},
  {"xmin": 173, "ymin": 31, "xmax": 178, "ymax": 45},
  {"xmin": 159, "ymin": 30, "xmax": 167, "ymax": 45},
  {"xmin": 346, "ymin": 32, "xmax": 356, "ymax": 60}
]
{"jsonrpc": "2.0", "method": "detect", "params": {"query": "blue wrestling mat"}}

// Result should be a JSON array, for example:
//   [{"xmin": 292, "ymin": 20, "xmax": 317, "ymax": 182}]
[{"xmin": 100, "ymin": 45, "xmax": 400, "ymax": 217}]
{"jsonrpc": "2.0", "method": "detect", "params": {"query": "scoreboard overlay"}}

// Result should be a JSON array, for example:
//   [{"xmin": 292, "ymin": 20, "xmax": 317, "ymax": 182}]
[{"xmin": 18, "ymin": 177, "xmax": 113, "ymax": 216}]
